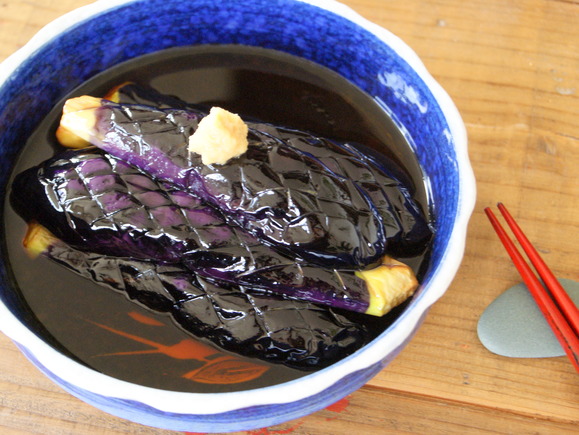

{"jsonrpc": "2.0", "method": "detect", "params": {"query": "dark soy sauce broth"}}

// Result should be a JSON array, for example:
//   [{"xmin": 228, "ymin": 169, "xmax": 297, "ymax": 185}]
[{"xmin": 3, "ymin": 45, "xmax": 432, "ymax": 393}]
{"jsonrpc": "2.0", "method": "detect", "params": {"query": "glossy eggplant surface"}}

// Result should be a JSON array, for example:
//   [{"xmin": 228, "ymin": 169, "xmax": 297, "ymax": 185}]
[
  {"xmin": 11, "ymin": 149, "xmax": 375, "ymax": 313},
  {"xmin": 82, "ymin": 88, "xmax": 431, "ymax": 268},
  {"xmin": 39, "ymin": 237, "xmax": 368, "ymax": 369},
  {"xmin": 114, "ymin": 83, "xmax": 433, "ymax": 259}
]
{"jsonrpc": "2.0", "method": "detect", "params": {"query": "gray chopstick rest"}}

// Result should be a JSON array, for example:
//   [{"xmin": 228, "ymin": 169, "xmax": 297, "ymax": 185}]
[{"xmin": 477, "ymin": 278, "xmax": 579, "ymax": 358}]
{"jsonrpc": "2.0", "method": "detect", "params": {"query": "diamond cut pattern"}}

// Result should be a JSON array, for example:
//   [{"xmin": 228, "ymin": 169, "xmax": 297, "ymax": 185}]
[
  {"xmin": 42, "ymin": 151, "xmax": 244, "ymax": 264},
  {"xmin": 45, "ymin": 240, "xmax": 368, "ymax": 368},
  {"xmin": 97, "ymin": 102, "xmax": 389, "ymax": 267},
  {"xmin": 19, "ymin": 149, "xmax": 372, "ymax": 313},
  {"xmin": 97, "ymin": 95, "xmax": 430, "ymax": 267}
]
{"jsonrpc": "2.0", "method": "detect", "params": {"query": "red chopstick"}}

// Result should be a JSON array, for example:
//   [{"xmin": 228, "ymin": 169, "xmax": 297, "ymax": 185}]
[
  {"xmin": 485, "ymin": 204, "xmax": 579, "ymax": 373},
  {"xmin": 496, "ymin": 203, "xmax": 579, "ymax": 336}
]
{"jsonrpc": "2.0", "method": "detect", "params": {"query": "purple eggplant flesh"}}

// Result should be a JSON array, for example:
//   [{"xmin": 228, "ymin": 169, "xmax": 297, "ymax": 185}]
[
  {"xmin": 11, "ymin": 148, "xmax": 419, "ymax": 316},
  {"xmin": 25, "ymin": 224, "xmax": 369, "ymax": 369},
  {"xmin": 59, "ymin": 93, "xmax": 432, "ymax": 269}
]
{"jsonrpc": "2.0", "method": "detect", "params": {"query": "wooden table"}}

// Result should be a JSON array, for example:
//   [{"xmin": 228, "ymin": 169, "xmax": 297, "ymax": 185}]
[{"xmin": 1, "ymin": 0, "xmax": 577, "ymax": 433}]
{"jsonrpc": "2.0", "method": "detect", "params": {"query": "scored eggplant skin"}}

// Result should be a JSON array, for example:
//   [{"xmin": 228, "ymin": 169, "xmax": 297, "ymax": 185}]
[
  {"xmin": 112, "ymin": 83, "xmax": 433, "ymax": 259},
  {"xmin": 37, "ymin": 233, "xmax": 369, "ymax": 369},
  {"xmin": 90, "ymin": 99, "xmax": 385, "ymax": 269},
  {"xmin": 11, "ymin": 148, "xmax": 373, "ymax": 313},
  {"xmin": 70, "ymin": 88, "xmax": 432, "ymax": 269}
]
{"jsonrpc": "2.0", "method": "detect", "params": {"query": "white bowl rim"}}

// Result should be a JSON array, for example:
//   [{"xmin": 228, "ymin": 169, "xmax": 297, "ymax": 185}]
[{"xmin": 0, "ymin": 0, "xmax": 475, "ymax": 416}]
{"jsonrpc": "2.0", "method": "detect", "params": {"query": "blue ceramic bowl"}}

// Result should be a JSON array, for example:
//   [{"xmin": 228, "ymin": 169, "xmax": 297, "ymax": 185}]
[{"xmin": 0, "ymin": 0, "xmax": 474, "ymax": 432}]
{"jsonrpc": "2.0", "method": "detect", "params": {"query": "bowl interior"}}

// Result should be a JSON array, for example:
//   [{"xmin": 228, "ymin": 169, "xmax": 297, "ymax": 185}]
[{"xmin": 0, "ymin": 0, "xmax": 467, "ymax": 429}]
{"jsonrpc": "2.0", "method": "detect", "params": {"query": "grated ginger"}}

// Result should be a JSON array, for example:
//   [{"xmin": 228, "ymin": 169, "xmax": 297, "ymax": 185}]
[{"xmin": 188, "ymin": 107, "xmax": 249, "ymax": 165}]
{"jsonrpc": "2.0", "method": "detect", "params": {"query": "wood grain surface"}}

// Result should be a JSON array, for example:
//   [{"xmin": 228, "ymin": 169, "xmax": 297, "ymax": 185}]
[{"xmin": 1, "ymin": 0, "xmax": 578, "ymax": 433}]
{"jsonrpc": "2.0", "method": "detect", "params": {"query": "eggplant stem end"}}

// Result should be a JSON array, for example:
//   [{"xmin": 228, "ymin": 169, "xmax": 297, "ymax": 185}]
[
  {"xmin": 357, "ymin": 256, "xmax": 419, "ymax": 317},
  {"xmin": 22, "ymin": 223, "xmax": 56, "ymax": 258},
  {"xmin": 57, "ymin": 96, "xmax": 102, "ymax": 148}
]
